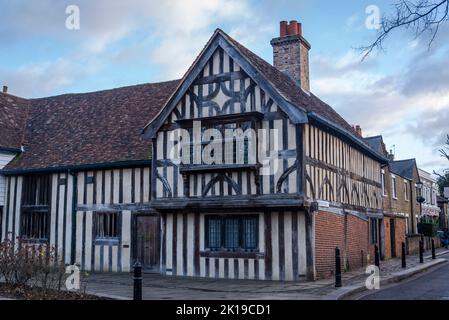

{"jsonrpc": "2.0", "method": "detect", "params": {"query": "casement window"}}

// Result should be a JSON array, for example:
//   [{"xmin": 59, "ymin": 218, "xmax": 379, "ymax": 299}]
[
  {"xmin": 205, "ymin": 215, "xmax": 258, "ymax": 252},
  {"xmin": 381, "ymin": 170, "xmax": 386, "ymax": 196},
  {"xmin": 404, "ymin": 180, "xmax": 409, "ymax": 201},
  {"xmin": 370, "ymin": 218, "xmax": 378, "ymax": 244},
  {"xmin": 391, "ymin": 176, "xmax": 397, "ymax": 199},
  {"xmin": 20, "ymin": 175, "xmax": 52, "ymax": 242},
  {"xmin": 21, "ymin": 209, "xmax": 50, "ymax": 241},
  {"xmin": 184, "ymin": 121, "xmax": 255, "ymax": 166},
  {"xmin": 95, "ymin": 212, "xmax": 120, "ymax": 240}
]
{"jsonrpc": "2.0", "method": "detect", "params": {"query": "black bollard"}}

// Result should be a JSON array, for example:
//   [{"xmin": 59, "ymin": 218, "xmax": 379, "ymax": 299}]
[
  {"xmin": 133, "ymin": 261, "xmax": 142, "ymax": 300},
  {"xmin": 335, "ymin": 247, "xmax": 342, "ymax": 288},
  {"xmin": 374, "ymin": 245, "xmax": 380, "ymax": 268},
  {"xmin": 432, "ymin": 239, "xmax": 436, "ymax": 259},
  {"xmin": 419, "ymin": 241, "xmax": 424, "ymax": 263},
  {"xmin": 401, "ymin": 242, "xmax": 406, "ymax": 268}
]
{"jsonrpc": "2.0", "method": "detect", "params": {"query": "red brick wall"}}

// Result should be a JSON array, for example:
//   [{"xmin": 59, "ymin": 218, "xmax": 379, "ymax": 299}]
[
  {"xmin": 346, "ymin": 214, "xmax": 370, "ymax": 270},
  {"xmin": 315, "ymin": 210, "xmax": 372, "ymax": 279},
  {"xmin": 384, "ymin": 217, "xmax": 406, "ymax": 259},
  {"xmin": 315, "ymin": 211, "xmax": 345, "ymax": 279}
]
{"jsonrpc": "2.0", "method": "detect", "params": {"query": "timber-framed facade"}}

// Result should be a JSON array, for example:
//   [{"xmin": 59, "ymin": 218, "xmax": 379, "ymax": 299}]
[{"xmin": 1, "ymin": 21, "xmax": 388, "ymax": 281}]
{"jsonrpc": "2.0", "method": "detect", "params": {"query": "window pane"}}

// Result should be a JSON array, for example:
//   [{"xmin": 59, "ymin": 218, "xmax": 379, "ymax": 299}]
[
  {"xmin": 207, "ymin": 217, "xmax": 222, "ymax": 250},
  {"xmin": 21, "ymin": 210, "xmax": 49, "ymax": 241},
  {"xmin": 242, "ymin": 216, "xmax": 258, "ymax": 250},
  {"xmin": 224, "ymin": 218, "xmax": 239, "ymax": 250},
  {"xmin": 95, "ymin": 212, "xmax": 119, "ymax": 239}
]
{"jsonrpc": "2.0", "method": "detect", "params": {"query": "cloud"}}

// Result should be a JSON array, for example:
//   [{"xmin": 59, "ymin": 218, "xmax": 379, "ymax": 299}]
[
  {"xmin": 312, "ymin": 31, "xmax": 449, "ymax": 172},
  {"xmin": 0, "ymin": 0, "xmax": 257, "ymax": 95}
]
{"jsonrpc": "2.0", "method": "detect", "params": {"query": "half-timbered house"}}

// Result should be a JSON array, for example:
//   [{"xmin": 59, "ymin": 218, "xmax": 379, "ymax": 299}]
[
  {"xmin": 1, "ymin": 21, "xmax": 388, "ymax": 281},
  {"xmin": 143, "ymin": 22, "xmax": 387, "ymax": 280}
]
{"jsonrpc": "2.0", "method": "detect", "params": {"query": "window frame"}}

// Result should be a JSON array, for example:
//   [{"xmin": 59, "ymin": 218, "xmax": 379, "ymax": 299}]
[
  {"xmin": 20, "ymin": 174, "xmax": 52, "ymax": 243},
  {"xmin": 94, "ymin": 211, "xmax": 121, "ymax": 243},
  {"xmin": 404, "ymin": 180, "xmax": 409, "ymax": 201},
  {"xmin": 381, "ymin": 170, "xmax": 386, "ymax": 197},
  {"xmin": 205, "ymin": 214, "xmax": 259, "ymax": 252},
  {"xmin": 20, "ymin": 208, "xmax": 51, "ymax": 243},
  {"xmin": 391, "ymin": 175, "xmax": 397, "ymax": 199}
]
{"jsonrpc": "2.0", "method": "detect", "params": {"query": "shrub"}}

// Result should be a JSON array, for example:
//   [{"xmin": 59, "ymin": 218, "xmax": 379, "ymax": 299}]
[
  {"xmin": 0, "ymin": 238, "xmax": 69, "ymax": 297},
  {"xmin": 417, "ymin": 222, "xmax": 438, "ymax": 237}
]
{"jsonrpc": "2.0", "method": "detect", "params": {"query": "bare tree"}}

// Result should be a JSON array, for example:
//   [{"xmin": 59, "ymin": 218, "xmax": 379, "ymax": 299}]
[
  {"xmin": 361, "ymin": 0, "xmax": 449, "ymax": 59},
  {"xmin": 439, "ymin": 135, "xmax": 449, "ymax": 163},
  {"xmin": 434, "ymin": 135, "xmax": 449, "ymax": 194}
]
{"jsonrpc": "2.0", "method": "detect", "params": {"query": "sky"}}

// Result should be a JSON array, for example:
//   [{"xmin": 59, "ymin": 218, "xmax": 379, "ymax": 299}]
[{"xmin": 1, "ymin": 0, "xmax": 448, "ymax": 174}]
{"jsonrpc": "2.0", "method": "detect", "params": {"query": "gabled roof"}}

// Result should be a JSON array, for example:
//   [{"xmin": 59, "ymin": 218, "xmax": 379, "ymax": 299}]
[
  {"xmin": 3, "ymin": 80, "xmax": 179, "ymax": 173},
  {"xmin": 3, "ymin": 28, "xmax": 388, "ymax": 173},
  {"xmin": 143, "ymin": 29, "xmax": 386, "ymax": 163},
  {"xmin": 364, "ymin": 136, "xmax": 384, "ymax": 155},
  {"xmin": 0, "ymin": 93, "xmax": 30, "ymax": 152},
  {"xmin": 389, "ymin": 159, "xmax": 419, "ymax": 181}
]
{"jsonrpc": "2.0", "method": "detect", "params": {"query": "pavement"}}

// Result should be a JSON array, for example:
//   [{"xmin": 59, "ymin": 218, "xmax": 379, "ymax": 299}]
[{"xmin": 80, "ymin": 247, "xmax": 449, "ymax": 300}]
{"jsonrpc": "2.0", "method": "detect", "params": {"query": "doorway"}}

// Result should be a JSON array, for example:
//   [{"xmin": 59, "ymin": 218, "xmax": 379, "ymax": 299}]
[
  {"xmin": 390, "ymin": 218, "xmax": 396, "ymax": 258},
  {"xmin": 132, "ymin": 214, "xmax": 161, "ymax": 272}
]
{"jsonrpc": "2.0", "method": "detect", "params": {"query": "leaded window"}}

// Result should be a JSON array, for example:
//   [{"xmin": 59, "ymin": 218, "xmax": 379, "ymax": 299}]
[{"xmin": 205, "ymin": 215, "xmax": 258, "ymax": 252}]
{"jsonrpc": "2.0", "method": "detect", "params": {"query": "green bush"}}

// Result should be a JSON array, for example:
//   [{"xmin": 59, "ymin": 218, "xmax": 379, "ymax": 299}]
[{"xmin": 417, "ymin": 222, "xmax": 438, "ymax": 237}]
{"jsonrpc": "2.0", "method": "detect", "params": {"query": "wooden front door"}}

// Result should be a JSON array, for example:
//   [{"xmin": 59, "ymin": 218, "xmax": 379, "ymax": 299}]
[
  {"xmin": 390, "ymin": 218, "xmax": 396, "ymax": 258},
  {"xmin": 134, "ymin": 215, "xmax": 161, "ymax": 271}
]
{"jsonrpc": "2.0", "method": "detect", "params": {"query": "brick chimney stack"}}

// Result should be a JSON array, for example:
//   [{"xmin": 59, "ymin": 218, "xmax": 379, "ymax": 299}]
[
  {"xmin": 355, "ymin": 125, "xmax": 362, "ymax": 137},
  {"xmin": 271, "ymin": 20, "xmax": 311, "ymax": 92}
]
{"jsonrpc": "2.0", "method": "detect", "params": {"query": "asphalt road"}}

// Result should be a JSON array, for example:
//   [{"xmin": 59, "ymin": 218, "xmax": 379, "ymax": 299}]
[{"xmin": 359, "ymin": 261, "xmax": 449, "ymax": 300}]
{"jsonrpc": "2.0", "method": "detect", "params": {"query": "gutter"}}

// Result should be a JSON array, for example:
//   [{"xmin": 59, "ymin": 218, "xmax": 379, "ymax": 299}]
[
  {"xmin": 0, "ymin": 160, "xmax": 152, "ymax": 176},
  {"xmin": 0, "ymin": 147, "xmax": 21, "ymax": 154}
]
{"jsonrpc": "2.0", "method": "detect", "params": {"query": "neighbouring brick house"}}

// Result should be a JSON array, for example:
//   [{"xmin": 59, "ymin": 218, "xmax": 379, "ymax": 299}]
[
  {"xmin": 364, "ymin": 136, "xmax": 421, "ymax": 259},
  {"xmin": 1, "ymin": 20, "xmax": 388, "ymax": 281},
  {"xmin": 418, "ymin": 169, "xmax": 441, "ymax": 222}
]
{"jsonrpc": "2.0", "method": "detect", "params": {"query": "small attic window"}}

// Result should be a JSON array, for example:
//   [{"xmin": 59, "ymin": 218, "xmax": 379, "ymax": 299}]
[{"xmin": 86, "ymin": 176, "xmax": 95, "ymax": 184}]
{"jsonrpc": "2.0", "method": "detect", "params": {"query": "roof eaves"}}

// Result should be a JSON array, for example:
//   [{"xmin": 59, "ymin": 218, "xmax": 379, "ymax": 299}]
[{"xmin": 308, "ymin": 112, "xmax": 388, "ymax": 164}]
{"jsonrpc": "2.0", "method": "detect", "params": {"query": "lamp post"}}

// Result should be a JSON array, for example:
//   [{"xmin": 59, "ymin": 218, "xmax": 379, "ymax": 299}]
[{"xmin": 416, "ymin": 181, "xmax": 424, "ymax": 234}]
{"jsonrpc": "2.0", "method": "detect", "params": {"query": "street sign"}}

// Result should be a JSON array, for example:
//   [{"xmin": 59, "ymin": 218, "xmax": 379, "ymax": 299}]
[{"xmin": 444, "ymin": 187, "xmax": 449, "ymax": 199}]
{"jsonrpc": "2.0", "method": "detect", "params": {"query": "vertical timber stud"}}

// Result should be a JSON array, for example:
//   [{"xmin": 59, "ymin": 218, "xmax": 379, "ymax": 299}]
[
  {"xmin": 151, "ymin": 138, "xmax": 157, "ymax": 200},
  {"xmin": 296, "ymin": 124, "xmax": 305, "ymax": 195},
  {"xmin": 401, "ymin": 242, "xmax": 406, "ymax": 268},
  {"xmin": 305, "ymin": 206, "xmax": 316, "ymax": 281},
  {"xmin": 335, "ymin": 247, "xmax": 342, "ymax": 288},
  {"xmin": 133, "ymin": 262, "xmax": 142, "ymax": 300},
  {"xmin": 70, "ymin": 171, "xmax": 78, "ymax": 265}
]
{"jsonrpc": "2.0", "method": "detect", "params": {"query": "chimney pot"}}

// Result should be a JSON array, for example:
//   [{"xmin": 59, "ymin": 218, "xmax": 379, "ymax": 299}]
[
  {"xmin": 2, "ymin": 86, "xmax": 7, "ymax": 94},
  {"xmin": 297, "ymin": 22, "xmax": 303, "ymax": 36},
  {"xmin": 287, "ymin": 20, "xmax": 299, "ymax": 35},
  {"xmin": 280, "ymin": 21, "xmax": 288, "ymax": 37},
  {"xmin": 355, "ymin": 125, "xmax": 362, "ymax": 137}
]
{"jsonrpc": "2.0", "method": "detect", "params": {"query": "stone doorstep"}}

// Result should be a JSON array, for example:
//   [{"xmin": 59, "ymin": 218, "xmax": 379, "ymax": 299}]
[{"xmin": 323, "ymin": 258, "xmax": 448, "ymax": 300}]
